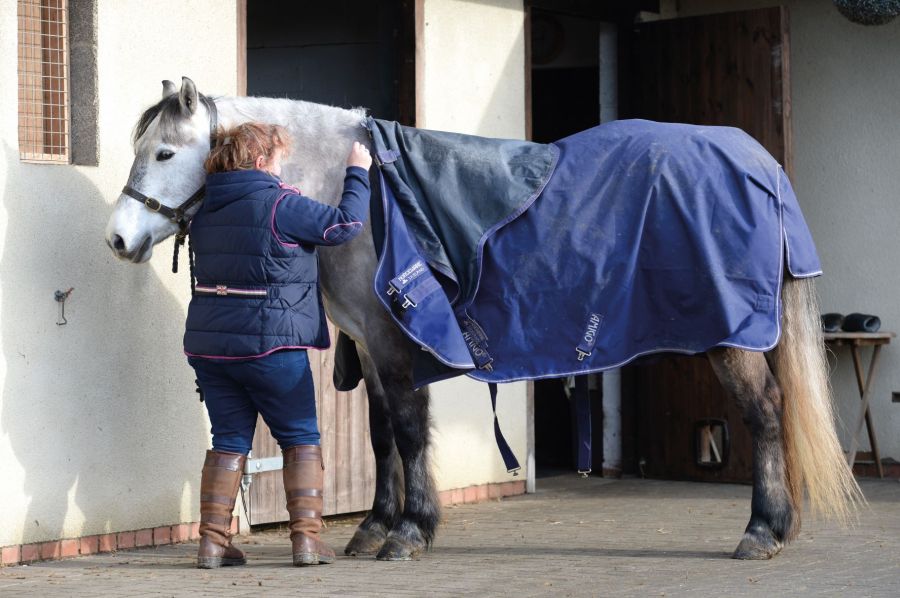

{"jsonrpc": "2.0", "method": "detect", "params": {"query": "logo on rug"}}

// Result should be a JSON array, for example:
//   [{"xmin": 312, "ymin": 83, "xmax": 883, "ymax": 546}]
[{"xmin": 576, "ymin": 313, "xmax": 603, "ymax": 361}]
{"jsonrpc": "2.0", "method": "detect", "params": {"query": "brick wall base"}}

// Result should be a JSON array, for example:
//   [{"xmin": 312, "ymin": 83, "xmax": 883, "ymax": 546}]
[
  {"xmin": 853, "ymin": 460, "xmax": 900, "ymax": 479},
  {"xmin": 438, "ymin": 480, "xmax": 526, "ymax": 506},
  {"xmin": 0, "ymin": 519, "xmax": 235, "ymax": 568},
  {"xmin": 0, "ymin": 479, "xmax": 527, "ymax": 567}
]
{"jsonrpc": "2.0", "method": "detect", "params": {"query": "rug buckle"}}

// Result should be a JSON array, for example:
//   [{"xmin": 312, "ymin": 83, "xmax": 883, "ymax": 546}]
[{"xmin": 576, "ymin": 349, "xmax": 591, "ymax": 361}]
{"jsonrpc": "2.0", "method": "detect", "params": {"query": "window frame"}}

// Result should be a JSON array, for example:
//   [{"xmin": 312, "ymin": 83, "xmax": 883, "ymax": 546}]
[{"xmin": 17, "ymin": 0, "xmax": 71, "ymax": 164}]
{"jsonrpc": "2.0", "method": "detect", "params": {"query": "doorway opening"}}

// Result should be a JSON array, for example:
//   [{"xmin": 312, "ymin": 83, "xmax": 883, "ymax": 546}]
[
  {"xmin": 528, "ymin": 6, "xmax": 605, "ymax": 474},
  {"xmin": 246, "ymin": 0, "xmax": 413, "ymax": 122},
  {"xmin": 240, "ymin": 0, "xmax": 415, "ymax": 525}
]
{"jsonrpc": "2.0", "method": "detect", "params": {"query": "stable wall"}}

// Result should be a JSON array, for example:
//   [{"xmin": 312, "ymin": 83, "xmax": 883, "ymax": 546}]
[
  {"xmin": 656, "ymin": 0, "xmax": 900, "ymax": 462},
  {"xmin": 0, "ymin": 0, "xmax": 531, "ymax": 550},
  {"xmin": 420, "ymin": 0, "xmax": 531, "ymax": 491},
  {"xmin": 0, "ymin": 1, "xmax": 238, "ymax": 547}
]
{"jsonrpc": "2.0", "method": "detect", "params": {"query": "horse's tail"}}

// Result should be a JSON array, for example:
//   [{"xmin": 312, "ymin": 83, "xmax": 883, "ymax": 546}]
[{"xmin": 771, "ymin": 276, "xmax": 864, "ymax": 528}]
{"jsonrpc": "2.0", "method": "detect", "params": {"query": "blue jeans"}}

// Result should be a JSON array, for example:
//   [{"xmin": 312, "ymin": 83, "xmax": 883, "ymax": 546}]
[{"xmin": 189, "ymin": 350, "xmax": 319, "ymax": 455}]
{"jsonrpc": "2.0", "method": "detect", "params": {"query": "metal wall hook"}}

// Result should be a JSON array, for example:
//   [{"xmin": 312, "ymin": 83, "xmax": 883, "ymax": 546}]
[{"xmin": 54, "ymin": 287, "xmax": 74, "ymax": 326}]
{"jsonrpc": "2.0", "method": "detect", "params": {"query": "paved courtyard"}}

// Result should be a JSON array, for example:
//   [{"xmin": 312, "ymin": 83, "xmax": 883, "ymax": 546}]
[{"xmin": 1, "ymin": 474, "xmax": 897, "ymax": 597}]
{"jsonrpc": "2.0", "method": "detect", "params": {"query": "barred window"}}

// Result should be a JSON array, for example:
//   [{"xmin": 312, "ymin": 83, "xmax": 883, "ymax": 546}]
[{"xmin": 18, "ymin": 0, "xmax": 70, "ymax": 163}]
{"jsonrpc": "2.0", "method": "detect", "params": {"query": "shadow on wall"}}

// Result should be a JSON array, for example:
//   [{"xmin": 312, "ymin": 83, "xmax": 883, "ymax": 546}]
[{"xmin": 0, "ymin": 142, "xmax": 209, "ymax": 545}]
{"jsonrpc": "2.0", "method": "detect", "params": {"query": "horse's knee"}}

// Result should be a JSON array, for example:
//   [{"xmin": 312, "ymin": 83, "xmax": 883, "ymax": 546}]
[
  {"xmin": 392, "ymin": 427, "xmax": 426, "ymax": 460},
  {"xmin": 387, "ymin": 393, "xmax": 430, "ymax": 456},
  {"xmin": 368, "ymin": 407, "xmax": 397, "ymax": 459}
]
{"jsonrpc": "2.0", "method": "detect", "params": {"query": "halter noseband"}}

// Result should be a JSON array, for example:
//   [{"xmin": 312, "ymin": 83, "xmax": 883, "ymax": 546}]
[{"xmin": 121, "ymin": 94, "xmax": 218, "ymax": 234}]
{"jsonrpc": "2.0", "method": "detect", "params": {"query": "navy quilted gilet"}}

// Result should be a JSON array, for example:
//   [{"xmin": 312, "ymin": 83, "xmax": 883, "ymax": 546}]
[{"xmin": 183, "ymin": 170, "xmax": 329, "ymax": 358}]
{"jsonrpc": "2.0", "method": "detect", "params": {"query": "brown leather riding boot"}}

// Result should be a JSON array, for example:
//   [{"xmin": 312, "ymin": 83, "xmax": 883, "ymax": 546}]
[
  {"xmin": 283, "ymin": 445, "xmax": 335, "ymax": 566},
  {"xmin": 197, "ymin": 450, "xmax": 247, "ymax": 569}
]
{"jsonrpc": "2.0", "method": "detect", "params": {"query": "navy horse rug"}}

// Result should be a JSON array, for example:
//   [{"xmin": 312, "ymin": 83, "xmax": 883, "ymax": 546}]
[{"xmin": 365, "ymin": 118, "xmax": 822, "ymax": 388}]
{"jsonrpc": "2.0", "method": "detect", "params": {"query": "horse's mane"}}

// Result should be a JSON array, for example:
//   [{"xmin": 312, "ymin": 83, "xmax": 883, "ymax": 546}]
[{"xmin": 134, "ymin": 93, "xmax": 361, "ymax": 149}]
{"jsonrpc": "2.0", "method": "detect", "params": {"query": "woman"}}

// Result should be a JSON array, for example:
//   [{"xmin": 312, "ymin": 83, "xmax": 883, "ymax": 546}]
[{"xmin": 183, "ymin": 122, "xmax": 371, "ymax": 568}]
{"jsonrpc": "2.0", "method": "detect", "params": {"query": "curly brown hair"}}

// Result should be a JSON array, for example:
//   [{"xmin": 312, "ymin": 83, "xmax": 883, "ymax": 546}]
[{"xmin": 204, "ymin": 122, "xmax": 292, "ymax": 174}]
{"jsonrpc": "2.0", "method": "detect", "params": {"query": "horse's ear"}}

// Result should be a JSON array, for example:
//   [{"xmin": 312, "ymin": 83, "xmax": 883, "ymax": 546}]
[
  {"xmin": 178, "ymin": 76, "xmax": 199, "ymax": 116},
  {"xmin": 162, "ymin": 80, "xmax": 177, "ymax": 99}
]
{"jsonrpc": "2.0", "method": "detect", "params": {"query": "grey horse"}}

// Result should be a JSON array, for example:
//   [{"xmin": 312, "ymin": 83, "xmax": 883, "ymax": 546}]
[{"xmin": 106, "ymin": 78, "xmax": 862, "ymax": 561}]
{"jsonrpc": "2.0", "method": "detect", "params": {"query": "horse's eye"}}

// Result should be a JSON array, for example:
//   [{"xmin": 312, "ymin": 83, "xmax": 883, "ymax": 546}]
[{"xmin": 156, "ymin": 150, "xmax": 175, "ymax": 161}]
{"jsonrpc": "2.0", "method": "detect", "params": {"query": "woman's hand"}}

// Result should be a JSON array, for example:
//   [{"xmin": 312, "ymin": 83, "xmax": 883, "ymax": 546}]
[{"xmin": 347, "ymin": 141, "xmax": 373, "ymax": 170}]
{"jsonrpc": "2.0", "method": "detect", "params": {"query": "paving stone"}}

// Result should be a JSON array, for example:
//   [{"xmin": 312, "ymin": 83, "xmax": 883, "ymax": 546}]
[{"xmin": 0, "ymin": 475, "xmax": 897, "ymax": 597}]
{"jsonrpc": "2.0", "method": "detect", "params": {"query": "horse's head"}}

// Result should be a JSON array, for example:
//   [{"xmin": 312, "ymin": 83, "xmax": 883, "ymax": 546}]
[{"xmin": 105, "ymin": 77, "xmax": 215, "ymax": 263}]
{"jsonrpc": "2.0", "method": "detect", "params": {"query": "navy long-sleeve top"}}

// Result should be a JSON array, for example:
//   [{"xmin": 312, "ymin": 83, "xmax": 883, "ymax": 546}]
[{"xmin": 273, "ymin": 166, "xmax": 370, "ymax": 246}]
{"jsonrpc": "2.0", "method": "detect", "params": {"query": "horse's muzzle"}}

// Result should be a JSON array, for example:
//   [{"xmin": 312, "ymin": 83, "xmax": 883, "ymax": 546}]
[{"xmin": 109, "ymin": 233, "xmax": 153, "ymax": 263}]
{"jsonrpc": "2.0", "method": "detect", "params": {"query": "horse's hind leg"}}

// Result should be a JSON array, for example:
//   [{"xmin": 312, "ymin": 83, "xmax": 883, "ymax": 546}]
[
  {"xmin": 707, "ymin": 348, "xmax": 798, "ymax": 560},
  {"xmin": 344, "ymin": 349, "xmax": 404, "ymax": 556}
]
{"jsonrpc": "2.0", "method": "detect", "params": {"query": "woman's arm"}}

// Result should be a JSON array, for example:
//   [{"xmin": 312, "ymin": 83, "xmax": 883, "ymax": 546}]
[{"xmin": 273, "ymin": 166, "xmax": 370, "ymax": 246}]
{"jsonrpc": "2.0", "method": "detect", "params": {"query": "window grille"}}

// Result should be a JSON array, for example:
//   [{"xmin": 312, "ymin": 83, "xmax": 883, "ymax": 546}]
[{"xmin": 18, "ymin": 0, "xmax": 70, "ymax": 163}]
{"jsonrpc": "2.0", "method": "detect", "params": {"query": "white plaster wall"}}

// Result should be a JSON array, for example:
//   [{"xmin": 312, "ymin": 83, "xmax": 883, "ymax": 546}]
[
  {"xmin": 420, "ymin": 0, "xmax": 530, "ymax": 490},
  {"xmin": 0, "ymin": 1, "xmax": 237, "ymax": 547},
  {"xmin": 656, "ymin": 0, "xmax": 900, "ymax": 460}
]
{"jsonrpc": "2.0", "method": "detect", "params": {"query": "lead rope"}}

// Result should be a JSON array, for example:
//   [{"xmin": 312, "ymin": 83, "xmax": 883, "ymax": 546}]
[
  {"xmin": 187, "ymin": 232, "xmax": 196, "ymax": 296},
  {"xmin": 172, "ymin": 227, "xmax": 196, "ymax": 296},
  {"xmin": 172, "ymin": 232, "xmax": 184, "ymax": 273}
]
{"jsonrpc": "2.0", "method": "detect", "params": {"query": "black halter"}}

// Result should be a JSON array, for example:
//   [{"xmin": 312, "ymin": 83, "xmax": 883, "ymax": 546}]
[
  {"xmin": 120, "ymin": 94, "xmax": 218, "ymax": 286},
  {"xmin": 121, "ymin": 94, "xmax": 218, "ymax": 233}
]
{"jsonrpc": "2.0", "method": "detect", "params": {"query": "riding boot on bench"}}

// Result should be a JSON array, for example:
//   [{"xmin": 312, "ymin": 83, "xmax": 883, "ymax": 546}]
[
  {"xmin": 197, "ymin": 450, "xmax": 247, "ymax": 569},
  {"xmin": 283, "ymin": 445, "xmax": 335, "ymax": 565}
]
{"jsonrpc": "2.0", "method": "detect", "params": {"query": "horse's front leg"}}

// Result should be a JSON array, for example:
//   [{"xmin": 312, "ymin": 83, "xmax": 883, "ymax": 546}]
[
  {"xmin": 708, "ymin": 348, "xmax": 798, "ymax": 560},
  {"xmin": 364, "ymin": 335, "xmax": 439, "ymax": 561},
  {"xmin": 377, "ymin": 382, "xmax": 438, "ymax": 560},
  {"xmin": 317, "ymin": 244, "xmax": 438, "ymax": 560},
  {"xmin": 344, "ymin": 348, "xmax": 404, "ymax": 556}
]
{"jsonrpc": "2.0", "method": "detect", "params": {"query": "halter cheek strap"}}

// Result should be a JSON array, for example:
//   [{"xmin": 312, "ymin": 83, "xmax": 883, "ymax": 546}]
[{"xmin": 120, "ymin": 94, "xmax": 218, "ymax": 288}]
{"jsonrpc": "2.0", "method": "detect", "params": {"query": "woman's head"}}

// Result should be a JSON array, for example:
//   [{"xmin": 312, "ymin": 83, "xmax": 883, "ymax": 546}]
[{"xmin": 204, "ymin": 122, "xmax": 291, "ymax": 176}]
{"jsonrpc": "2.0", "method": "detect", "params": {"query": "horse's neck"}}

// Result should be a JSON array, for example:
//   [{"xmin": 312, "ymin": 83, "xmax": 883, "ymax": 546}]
[{"xmin": 214, "ymin": 96, "xmax": 366, "ymax": 205}]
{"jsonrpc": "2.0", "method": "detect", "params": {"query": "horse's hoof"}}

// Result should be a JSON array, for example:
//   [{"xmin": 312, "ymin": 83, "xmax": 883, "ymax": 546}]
[
  {"xmin": 375, "ymin": 536, "xmax": 424, "ymax": 561},
  {"xmin": 732, "ymin": 530, "xmax": 783, "ymax": 560},
  {"xmin": 344, "ymin": 526, "xmax": 387, "ymax": 556}
]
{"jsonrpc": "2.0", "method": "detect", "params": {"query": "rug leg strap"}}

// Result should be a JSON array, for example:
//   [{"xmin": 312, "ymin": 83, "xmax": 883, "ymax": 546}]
[
  {"xmin": 488, "ymin": 383, "xmax": 520, "ymax": 475},
  {"xmin": 573, "ymin": 375, "xmax": 592, "ymax": 476}
]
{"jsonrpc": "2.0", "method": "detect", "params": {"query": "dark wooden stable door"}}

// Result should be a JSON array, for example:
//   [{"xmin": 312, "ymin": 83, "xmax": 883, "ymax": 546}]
[
  {"xmin": 247, "ymin": 323, "xmax": 375, "ymax": 524},
  {"xmin": 625, "ymin": 7, "xmax": 792, "ymax": 482}
]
